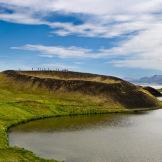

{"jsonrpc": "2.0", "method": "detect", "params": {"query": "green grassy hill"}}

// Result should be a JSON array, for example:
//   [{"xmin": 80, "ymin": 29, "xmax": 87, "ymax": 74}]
[
  {"xmin": 3, "ymin": 70, "xmax": 159, "ymax": 109},
  {"xmin": 0, "ymin": 70, "xmax": 161, "ymax": 162}
]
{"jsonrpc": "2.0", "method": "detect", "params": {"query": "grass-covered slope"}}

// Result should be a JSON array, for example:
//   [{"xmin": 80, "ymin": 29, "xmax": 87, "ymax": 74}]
[
  {"xmin": 0, "ymin": 70, "xmax": 160, "ymax": 162},
  {"xmin": 3, "ymin": 70, "xmax": 159, "ymax": 109}
]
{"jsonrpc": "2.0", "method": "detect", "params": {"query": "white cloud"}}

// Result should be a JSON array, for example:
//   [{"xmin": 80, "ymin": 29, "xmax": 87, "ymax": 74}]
[
  {"xmin": 12, "ymin": 44, "xmax": 96, "ymax": 58},
  {"xmin": 11, "ymin": 44, "xmax": 120, "ymax": 59},
  {"xmin": 1, "ymin": 0, "xmax": 162, "ymax": 38},
  {"xmin": 11, "ymin": 29, "xmax": 162, "ymax": 70},
  {"xmin": 1, "ymin": 0, "xmax": 161, "ymax": 15},
  {"xmin": 106, "ymin": 23, "xmax": 162, "ymax": 70},
  {"xmin": 2, "ymin": 0, "xmax": 162, "ymax": 70},
  {"xmin": 0, "ymin": 12, "xmax": 42, "ymax": 24},
  {"xmin": 112, "ymin": 59, "xmax": 162, "ymax": 70}
]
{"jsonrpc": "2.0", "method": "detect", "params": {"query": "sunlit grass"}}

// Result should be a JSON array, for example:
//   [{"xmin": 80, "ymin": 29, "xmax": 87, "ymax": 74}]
[
  {"xmin": 0, "ymin": 72, "xmax": 160, "ymax": 162},
  {"xmin": 0, "ymin": 73, "xmax": 126, "ymax": 162}
]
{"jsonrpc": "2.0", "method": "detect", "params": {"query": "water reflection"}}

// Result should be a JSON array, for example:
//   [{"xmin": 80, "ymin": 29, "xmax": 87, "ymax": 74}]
[
  {"xmin": 9, "ymin": 113, "xmax": 147, "ymax": 132},
  {"xmin": 9, "ymin": 110, "xmax": 162, "ymax": 162}
]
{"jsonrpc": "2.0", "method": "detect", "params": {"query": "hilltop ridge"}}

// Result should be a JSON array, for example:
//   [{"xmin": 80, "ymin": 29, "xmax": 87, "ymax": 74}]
[{"xmin": 2, "ymin": 70, "xmax": 159, "ymax": 109}]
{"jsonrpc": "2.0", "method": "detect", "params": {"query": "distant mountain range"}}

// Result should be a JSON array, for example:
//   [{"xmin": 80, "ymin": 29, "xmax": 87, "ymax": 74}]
[{"xmin": 131, "ymin": 75, "xmax": 162, "ymax": 84}]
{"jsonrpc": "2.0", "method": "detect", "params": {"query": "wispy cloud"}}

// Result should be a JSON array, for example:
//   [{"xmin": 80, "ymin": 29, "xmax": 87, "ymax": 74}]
[
  {"xmin": 12, "ymin": 44, "xmax": 130, "ymax": 59},
  {"xmin": 12, "ymin": 34, "xmax": 162, "ymax": 70},
  {"xmin": 107, "ymin": 23, "xmax": 162, "ymax": 70},
  {"xmin": 11, "ymin": 44, "xmax": 96, "ymax": 58},
  {"xmin": 2, "ymin": 0, "xmax": 162, "ymax": 71},
  {"xmin": 1, "ymin": 0, "xmax": 162, "ymax": 38}
]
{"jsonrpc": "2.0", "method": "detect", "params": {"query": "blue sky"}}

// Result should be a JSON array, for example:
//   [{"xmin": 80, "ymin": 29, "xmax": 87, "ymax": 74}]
[{"xmin": 1, "ymin": 0, "xmax": 162, "ymax": 78}]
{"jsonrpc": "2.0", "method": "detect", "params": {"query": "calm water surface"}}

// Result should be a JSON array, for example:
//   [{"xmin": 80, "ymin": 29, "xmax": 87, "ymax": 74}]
[
  {"xmin": 135, "ymin": 83, "xmax": 162, "ymax": 89},
  {"xmin": 9, "ymin": 109, "xmax": 162, "ymax": 162}
]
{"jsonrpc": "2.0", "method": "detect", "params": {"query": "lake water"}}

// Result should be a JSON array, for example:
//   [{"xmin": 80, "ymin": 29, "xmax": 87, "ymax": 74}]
[
  {"xmin": 9, "ymin": 107, "xmax": 162, "ymax": 162},
  {"xmin": 135, "ymin": 83, "xmax": 162, "ymax": 89}
]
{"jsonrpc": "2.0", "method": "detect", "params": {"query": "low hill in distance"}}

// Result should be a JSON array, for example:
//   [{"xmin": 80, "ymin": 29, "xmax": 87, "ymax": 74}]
[
  {"xmin": 2, "ymin": 70, "xmax": 160, "ymax": 109},
  {"xmin": 132, "ymin": 75, "xmax": 162, "ymax": 84}
]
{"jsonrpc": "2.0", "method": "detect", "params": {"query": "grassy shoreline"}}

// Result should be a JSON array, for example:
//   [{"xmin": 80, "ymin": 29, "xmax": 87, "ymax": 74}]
[
  {"xmin": 0, "ymin": 71, "xmax": 161, "ymax": 161},
  {"xmin": 0, "ymin": 106, "xmax": 160, "ymax": 162}
]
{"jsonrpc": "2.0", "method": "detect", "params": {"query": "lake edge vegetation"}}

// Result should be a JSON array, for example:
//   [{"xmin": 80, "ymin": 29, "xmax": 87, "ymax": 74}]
[{"xmin": 0, "ymin": 70, "xmax": 161, "ymax": 162}]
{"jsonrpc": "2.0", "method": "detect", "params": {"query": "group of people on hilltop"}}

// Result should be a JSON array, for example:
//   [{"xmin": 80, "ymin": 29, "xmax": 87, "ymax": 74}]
[{"xmin": 31, "ymin": 68, "xmax": 69, "ymax": 72}]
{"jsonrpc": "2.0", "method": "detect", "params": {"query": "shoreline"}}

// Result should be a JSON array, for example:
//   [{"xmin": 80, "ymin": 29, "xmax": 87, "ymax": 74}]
[{"xmin": 3, "ymin": 106, "xmax": 161, "ymax": 162}]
